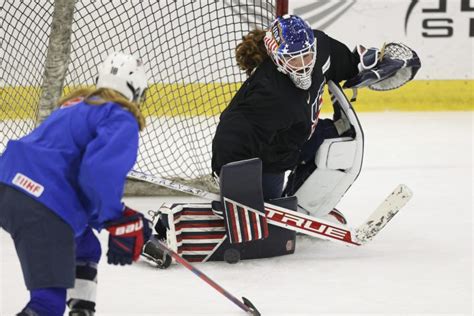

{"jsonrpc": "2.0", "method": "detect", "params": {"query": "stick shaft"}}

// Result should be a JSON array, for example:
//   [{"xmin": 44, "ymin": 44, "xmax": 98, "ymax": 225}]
[
  {"xmin": 151, "ymin": 238, "xmax": 255, "ymax": 314},
  {"xmin": 128, "ymin": 170, "xmax": 220, "ymax": 200}
]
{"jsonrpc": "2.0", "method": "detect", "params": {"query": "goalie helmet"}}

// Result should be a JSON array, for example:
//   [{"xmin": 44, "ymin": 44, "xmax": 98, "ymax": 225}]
[
  {"xmin": 264, "ymin": 15, "xmax": 316, "ymax": 90},
  {"xmin": 96, "ymin": 52, "xmax": 148, "ymax": 103}
]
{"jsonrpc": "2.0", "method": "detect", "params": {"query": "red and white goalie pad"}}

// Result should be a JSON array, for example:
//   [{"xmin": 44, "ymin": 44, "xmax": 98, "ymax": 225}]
[
  {"xmin": 218, "ymin": 158, "xmax": 269, "ymax": 244},
  {"xmin": 157, "ymin": 203, "xmax": 227, "ymax": 263},
  {"xmin": 222, "ymin": 197, "xmax": 269, "ymax": 244}
]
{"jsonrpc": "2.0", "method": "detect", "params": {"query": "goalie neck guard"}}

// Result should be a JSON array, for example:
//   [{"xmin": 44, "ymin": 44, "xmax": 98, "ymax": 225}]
[{"xmin": 264, "ymin": 15, "xmax": 316, "ymax": 90}]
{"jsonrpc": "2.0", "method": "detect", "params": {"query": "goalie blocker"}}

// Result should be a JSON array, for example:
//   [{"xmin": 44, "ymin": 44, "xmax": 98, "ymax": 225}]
[{"xmin": 144, "ymin": 160, "xmax": 296, "ymax": 265}]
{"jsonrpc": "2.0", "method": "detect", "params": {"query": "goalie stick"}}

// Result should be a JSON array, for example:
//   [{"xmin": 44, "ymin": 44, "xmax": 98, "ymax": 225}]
[
  {"xmin": 129, "ymin": 170, "xmax": 412, "ymax": 246},
  {"xmin": 146, "ymin": 237, "xmax": 261, "ymax": 316}
]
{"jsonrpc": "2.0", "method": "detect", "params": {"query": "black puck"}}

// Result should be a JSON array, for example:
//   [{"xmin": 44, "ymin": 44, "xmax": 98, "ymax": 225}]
[{"xmin": 223, "ymin": 248, "xmax": 240, "ymax": 264}]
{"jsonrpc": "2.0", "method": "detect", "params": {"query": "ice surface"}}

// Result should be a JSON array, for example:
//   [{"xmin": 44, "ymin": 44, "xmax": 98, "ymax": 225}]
[{"xmin": 1, "ymin": 112, "xmax": 472, "ymax": 315}]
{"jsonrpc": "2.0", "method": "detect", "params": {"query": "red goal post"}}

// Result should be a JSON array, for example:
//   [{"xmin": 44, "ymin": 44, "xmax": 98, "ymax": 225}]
[{"xmin": 0, "ymin": 0, "xmax": 288, "ymax": 195}]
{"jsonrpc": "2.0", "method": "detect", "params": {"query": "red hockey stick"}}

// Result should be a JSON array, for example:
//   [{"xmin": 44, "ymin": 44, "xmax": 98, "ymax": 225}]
[{"xmin": 147, "ymin": 237, "xmax": 261, "ymax": 315}]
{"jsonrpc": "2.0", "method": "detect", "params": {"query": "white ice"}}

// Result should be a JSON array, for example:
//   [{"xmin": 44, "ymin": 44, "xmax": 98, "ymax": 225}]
[{"xmin": 1, "ymin": 112, "xmax": 472, "ymax": 315}]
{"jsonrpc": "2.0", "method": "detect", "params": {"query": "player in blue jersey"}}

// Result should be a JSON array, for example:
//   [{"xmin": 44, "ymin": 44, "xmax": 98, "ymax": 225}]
[{"xmin": 0, "ymin": 52, "xmax": 151, "ymax": 316}]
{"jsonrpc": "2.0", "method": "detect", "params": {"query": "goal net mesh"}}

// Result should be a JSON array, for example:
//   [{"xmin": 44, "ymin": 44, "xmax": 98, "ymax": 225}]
[{"xmin": 1, "ymin": 1, "xmax": 276, "ymax": 187}]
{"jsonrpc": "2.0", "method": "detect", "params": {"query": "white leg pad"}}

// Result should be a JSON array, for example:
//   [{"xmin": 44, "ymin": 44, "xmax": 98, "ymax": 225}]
[
  {"xmin": 295, "ymin": 81, "xmax": 364, "ymax": 217},
  {"xmin": 315, "ymin": 137, "xmax": 357, "ymax": 170}
]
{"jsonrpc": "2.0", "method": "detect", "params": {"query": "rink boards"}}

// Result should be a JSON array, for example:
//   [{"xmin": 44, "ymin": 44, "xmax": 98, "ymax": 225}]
[{"xmin": 0, "ymin": 80, "xmax": 473, "ymax": 120}]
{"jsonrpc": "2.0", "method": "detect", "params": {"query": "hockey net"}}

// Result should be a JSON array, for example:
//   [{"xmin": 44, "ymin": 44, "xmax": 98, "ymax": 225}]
[{"xmin": 1, "ymin": 1, "xmax": 279, "ymax": 192}]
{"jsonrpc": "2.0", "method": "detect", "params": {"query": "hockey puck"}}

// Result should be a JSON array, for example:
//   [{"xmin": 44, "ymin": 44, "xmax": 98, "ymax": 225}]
[{"xmin": 223, "ymin": 248, "xmax": 240, "ymax": 264}]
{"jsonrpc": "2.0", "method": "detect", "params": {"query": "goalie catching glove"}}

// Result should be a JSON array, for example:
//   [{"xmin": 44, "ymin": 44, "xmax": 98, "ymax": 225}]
[
  {"xmin": 343, "ymin": 42, "xmax": 421, "ymax": 91},
  {"xmin": 105, "ymin": 206, "xmax": 152, "ymax": 265}
]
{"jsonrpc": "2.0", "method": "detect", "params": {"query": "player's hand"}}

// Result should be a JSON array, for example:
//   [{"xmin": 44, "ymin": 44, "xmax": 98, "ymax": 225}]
[{"xmin": 105, "ymin": 206, "xmax": 152, "ymax": 265}]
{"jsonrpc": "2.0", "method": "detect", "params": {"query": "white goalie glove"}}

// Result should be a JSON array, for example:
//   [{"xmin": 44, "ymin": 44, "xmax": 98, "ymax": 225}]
[{"xmin": 343, "ymin": 42, "xmax": 421, "ymax": 91}]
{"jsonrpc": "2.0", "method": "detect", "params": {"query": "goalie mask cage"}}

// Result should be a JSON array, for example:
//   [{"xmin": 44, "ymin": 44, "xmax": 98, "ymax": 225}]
[{"xmin": 1, "ymin": 1, "xmax": 288, "ymax": 192}]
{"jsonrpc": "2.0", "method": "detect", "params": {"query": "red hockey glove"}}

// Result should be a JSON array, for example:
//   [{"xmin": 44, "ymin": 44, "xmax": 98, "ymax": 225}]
[{"xmin": 105, "ymin": 206, "xmax": 152, "ymax": 265}]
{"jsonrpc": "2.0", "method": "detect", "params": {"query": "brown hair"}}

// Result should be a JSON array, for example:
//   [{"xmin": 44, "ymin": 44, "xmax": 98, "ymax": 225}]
[
  {"xmin": 57, "ymin": 87, "xmax": 146, "ymax": 131},
  {"xmin": 235, "ymin": 29, "xmax": 268, "ymax": 76}
]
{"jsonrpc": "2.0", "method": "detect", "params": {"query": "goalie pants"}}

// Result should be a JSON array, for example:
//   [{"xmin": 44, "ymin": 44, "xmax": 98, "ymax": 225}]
[{"xmin": 262, "ymin": 172, "xmax": 285, "ymax": 200}]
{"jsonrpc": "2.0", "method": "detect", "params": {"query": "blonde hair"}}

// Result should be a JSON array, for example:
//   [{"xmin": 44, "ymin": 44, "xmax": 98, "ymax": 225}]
[
  {"xmin": 235, "ymin": 29, "xmax": 268, "ymax": 76},
  {"xmin": 57, "ymin": 87, "xmax": 146, "ymax": 131}
]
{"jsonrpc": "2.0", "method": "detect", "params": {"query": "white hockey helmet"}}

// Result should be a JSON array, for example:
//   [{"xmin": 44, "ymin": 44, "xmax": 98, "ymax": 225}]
[{"xmin": 96, "ymin": 52, "xmax": 148, "ymax": 103}]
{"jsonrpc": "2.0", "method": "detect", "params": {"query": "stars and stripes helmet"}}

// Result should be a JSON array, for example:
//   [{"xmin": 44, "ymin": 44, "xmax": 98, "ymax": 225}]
[
  {"xmin": 96, "ymin": 52, "xmax": 148, "ymax": 103},
  {"xmin": 264, "ymin": 15, "xmax": 317, "ymax": 90}
]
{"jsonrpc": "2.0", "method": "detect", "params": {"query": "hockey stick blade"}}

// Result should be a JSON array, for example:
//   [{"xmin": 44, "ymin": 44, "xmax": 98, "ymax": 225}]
[
  {"xmin": 355, "ymin": 184, "xmax": 413, "ymax": 244},
  {"xmin": 242, "ymin": 297, "xmax": 261, "ymax": 316},
  {"xmin": 142, "ymin": 239, "xmax": 173, "ymax": 269},
  {"xmin": 148, "ymin": 237, "xmax": 260, "ymax": 315}
]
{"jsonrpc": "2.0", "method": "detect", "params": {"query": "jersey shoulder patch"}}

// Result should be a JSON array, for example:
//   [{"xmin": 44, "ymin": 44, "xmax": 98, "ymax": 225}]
[{"xmin": 60, "ymin": 97, "xmax": 83, "ymax": 109}]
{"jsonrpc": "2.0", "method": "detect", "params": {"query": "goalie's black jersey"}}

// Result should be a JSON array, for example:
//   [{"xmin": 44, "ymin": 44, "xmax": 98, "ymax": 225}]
[{"xmin": 212, "ymin": 30, "xmax": 359, "ymax": 174}]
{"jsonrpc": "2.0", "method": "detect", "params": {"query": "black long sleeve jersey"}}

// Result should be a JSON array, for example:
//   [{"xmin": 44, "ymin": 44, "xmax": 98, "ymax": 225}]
[{"xmin": 212, "ymin": 30, "xmax": 359, "ymax": 174}]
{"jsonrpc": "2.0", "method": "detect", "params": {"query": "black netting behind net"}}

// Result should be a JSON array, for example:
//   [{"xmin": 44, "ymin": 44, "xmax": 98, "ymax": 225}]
[
  {"xmin": 1, "ymin": 2, "xmax": 54, "ymax": 151},
  {"xmin": 1, "ymin": 1, "xmax": 276, "ymax": 182}
]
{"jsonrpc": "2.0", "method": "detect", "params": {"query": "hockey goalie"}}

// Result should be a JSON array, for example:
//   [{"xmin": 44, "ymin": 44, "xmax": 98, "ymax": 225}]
[
  {"xmin": 142, "ymin": 15, "xmax": 420, "ymax": 268},
  {"xmin": 142, "ymin": 78, "xmax": 415, "ymax": 268}
]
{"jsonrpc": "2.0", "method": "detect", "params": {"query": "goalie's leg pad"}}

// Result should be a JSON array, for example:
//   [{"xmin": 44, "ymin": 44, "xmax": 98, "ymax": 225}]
[
  {"xmin": 295, "ymin": 82, "xmax": 364, "ymax": 216},
  {"xmin": 219, "ymin": 158, "xmax": 268, "ymax": 243},
  {"xmin": 209, "ymin": 196, "xmax": 297, "ymax": 262},
  {"xmin": 151, "ymin": 199, "xmax": 296, "ymax": 264},
  {"xmin": 151, "ymin": 203, "xmax": 227, "ymax": 263},
  {"xmin": 285, "ymin": 119, "xmax": 339, "ymax": 196},
  {"xmin": 208, "ymin": 223, "xmax": 296, "ymax": 263}
]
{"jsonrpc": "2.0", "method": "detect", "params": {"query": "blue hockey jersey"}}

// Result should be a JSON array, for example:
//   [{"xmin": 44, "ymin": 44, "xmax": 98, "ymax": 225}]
[{"xmin": 0, "ymin": 98, "xmax": 139, "ymax": 236}]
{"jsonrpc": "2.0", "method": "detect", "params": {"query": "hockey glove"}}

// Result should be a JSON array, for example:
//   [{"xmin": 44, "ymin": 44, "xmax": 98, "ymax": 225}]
[
  {"xmin": 105, "ymin": 206, "xmax": 152, "ymax": 265},
  {"xmin": 343, "ymin": 43, "xmax": 420, "ymax": 91}
]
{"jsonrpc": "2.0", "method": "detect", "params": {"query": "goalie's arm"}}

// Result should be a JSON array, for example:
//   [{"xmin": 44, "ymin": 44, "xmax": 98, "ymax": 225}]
[{"xmin": 314, "ymin": 30, "xmax": 360, "ymax": 83}]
